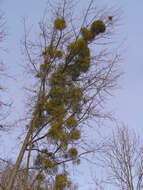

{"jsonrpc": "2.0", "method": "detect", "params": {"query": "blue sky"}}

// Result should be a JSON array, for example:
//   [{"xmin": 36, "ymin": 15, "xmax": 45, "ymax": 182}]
[
  {"xmin": 0, "ymin": 0, "xmax": 143, "ymax": 189},
  {"xmin": 112, "ymin": 0, "xmax": 143, "ymax": 134}
]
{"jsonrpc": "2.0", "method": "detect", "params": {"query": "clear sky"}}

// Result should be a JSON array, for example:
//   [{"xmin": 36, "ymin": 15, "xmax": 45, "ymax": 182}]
[{"xmin": 0, "ymin": 0, "xmax": 143, "ymax": 189}]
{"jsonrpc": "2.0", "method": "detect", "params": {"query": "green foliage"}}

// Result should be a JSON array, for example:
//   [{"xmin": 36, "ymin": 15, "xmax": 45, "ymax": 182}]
[
  {"xmin": 66, "ymin": 116, "xmax": 78, "ymax": 128},
  {"xmin": 54, "ymin": 174, "xmax": 71, "ymax": 190},
  {"xmin": 81, "ymin": 20, "xmax": 106, "ymax": 42},
  {"xmin": 66, "ymin": 37, "xmax": 90, "ymax": 80},
  {"xmin": 42, "ymin": 46, "xmax": 63, "ymax": 59},
  {"xmin": 44, "ymin": 158, "xmax": 56, "ymax": 169},
  {"xmin": 71, "ymin": 130, "xmax": 80, "ymax": 140},
  {"xmin": 46, "ymin": 101, "xmax": 66, "ymax": 119},
  {"xmin": 44, "ymin": 57, "xmax": 49, "ymax": 64},
  {"xmin": 67, "ymin": 38, "xmax": 87, "ymax": 56},
  {"xmin": 81, "ymin": 27, "xmax": 94, "ymax": 41},
  {"xmin": 40, "ymin": 63, "xmax": 46, "ymax": 71},
  {"xmin": 68, "ymin": 148, "xmax": 78, "ymax": 159},
  {"xmin": 79, "ymin": 46, "xmax": 90, "ymax": 58},
  {"xmin": 50, "ymin": 72, "xmax": 67, "ymax": 87},
  {"xmin": 43, "ymin": 46, "xmax": 54, "ymax": 58},
  {"xmin": 49, "ymin": 86, "xmax": 66, "ymax": 105},
  {"xmin": 66, "ymin": 64, "xmax": 80, "ymax": 81},
  {"xmin": 54, "ymin": 18, "xmax": 67, "ymax": 30},
  {"xmin": 75, "ymin": 56, "xmax": 90, "ymax": 72},
  {"xmin": 36, "ymin": 173, "xmax": 45, "ymax": 181},
  {"xmin": 91, "ymin": 20, "xmax": 106, "ymax": 35},
  {"xmin": 35, "ymin": 154, "xmax": 58, "ymax": 174},
  {"xmin": 55, "ymin": 50, "xmax": 63, "ymax": 58},
  {"xmin": 68, "ymin": 86, "xmax": 82, "ymax": 104},
  {"xmin": 47, "ymin": 121, "xmax": 63, "ymax": 140}
]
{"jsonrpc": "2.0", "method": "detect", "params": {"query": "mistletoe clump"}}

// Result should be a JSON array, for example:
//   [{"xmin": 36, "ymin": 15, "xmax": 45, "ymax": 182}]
[
  {"xmin": 66, "ymin": 116, "xmax": 78, "ymax": 128},
  {"xmin": 55, "ymin": 50, "xmax": 63, "ymax": 58},
  {"xmin": 42, "ymin": 46, "xmax": 54, "ymax": 57},
  {"xmin": 54, "ymin": 18, "xmax": 67, "ymax": 30},
  {"xmin": 81, "ymin": 27, "xmax": 94, "ymax": 41},
  {"xmin": 68, "ymin": 148, "xmax": 78, "ymax": 159},
  {"xmin": 35, "ymin": 154, "xmax": 58, "ymax": 175},
  {"xmin": 81, "ymin": 20, "xmax": 106, "ymax": 42},
  {"xmin": 66, "ymin": 38, "xmax": 91, "ymax": 80},
  {"xmin": 54, "ymin": 174, "xmax": 71, "ymax": 190},
  {"xmin": 36, "ymin": 173, "xmax": 45, "ymax": 181},
  {"xmin": 67, "ymin": 38, "xmax": 87, "ymax": 56},
  {"xmin": 71, "ymin": 129, "xmax": 80, "ymax": 140},
  {"xmin": 91, "ymin": 20, "xmax": 106, "ymax": 35},
  {"xmin": 50, "ymin": 71, "xmax": 67, "ymax": 87},
  {"xmin": 42, "ymin": 46, "xmax": 63, "ymax": 59}
]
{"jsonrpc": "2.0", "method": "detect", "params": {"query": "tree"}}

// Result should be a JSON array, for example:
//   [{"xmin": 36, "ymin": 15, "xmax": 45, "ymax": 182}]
[
  {"xmin": 0, "ymin": 12, "xmax": 9, "ymax": 123},
  {"xmin": 96, "ymin": 126, "xmax": 143, "ymax": 190},
  {"xmin": 7, "ymin": 0, "xmax": 122, "ymax": 189}
]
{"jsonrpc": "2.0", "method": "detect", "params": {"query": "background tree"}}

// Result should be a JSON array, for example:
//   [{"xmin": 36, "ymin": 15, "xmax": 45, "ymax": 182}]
[
  {"xmin": 0, "ymin": 12, "xmax": 9, "ymax": 123},
  {"xmin": 96, "ymin": 126, "xmax": 143, "ymax": 190},
  {"xmin": 7, "ymin": 0, "xmax": 122, "ymax": 189}
]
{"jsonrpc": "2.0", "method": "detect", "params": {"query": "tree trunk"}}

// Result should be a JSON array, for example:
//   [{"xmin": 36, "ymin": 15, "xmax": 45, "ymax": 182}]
[{"xmin": 6, "ymin": 127, "xmax": 32, "ymax": 190}]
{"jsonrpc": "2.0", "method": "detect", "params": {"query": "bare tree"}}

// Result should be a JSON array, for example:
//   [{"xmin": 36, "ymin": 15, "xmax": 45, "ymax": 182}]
[
  {"xmin": 0, "ymin": 11, "xmax": 10, "ymax": 125},
  {"xmin": 96, "ymin": 126, "xmax": 143, "ymax": 190}
]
